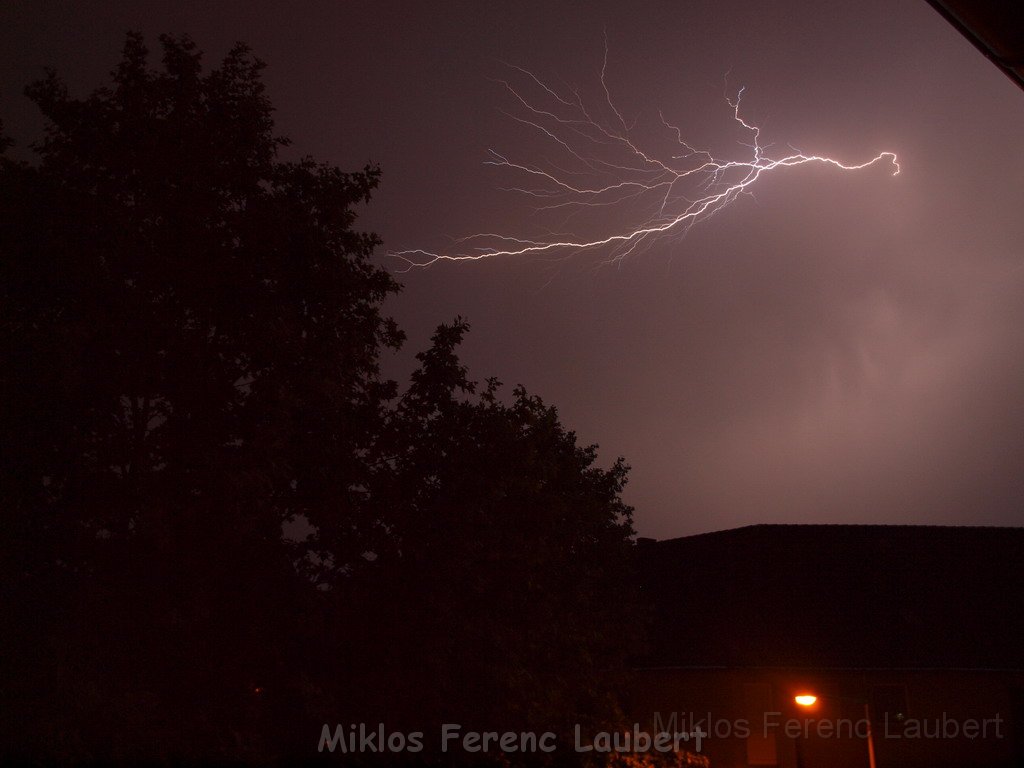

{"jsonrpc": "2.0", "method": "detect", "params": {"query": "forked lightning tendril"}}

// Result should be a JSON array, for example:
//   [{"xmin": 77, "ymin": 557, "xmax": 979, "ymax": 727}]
[{"xmin": 392, "ymin": 50, "xmax": 899, "ymax": 270}]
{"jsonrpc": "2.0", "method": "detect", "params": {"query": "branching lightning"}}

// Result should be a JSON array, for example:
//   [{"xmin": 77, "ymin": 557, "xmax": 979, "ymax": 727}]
[{"xmin": 392, "ymin": 46, "xmax": 899, "ymax": 270}]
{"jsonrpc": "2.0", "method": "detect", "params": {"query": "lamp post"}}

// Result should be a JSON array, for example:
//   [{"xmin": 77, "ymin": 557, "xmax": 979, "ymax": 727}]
[{"xmin": 794, "ymin": 692, "xmax": 877, "ymax": 768}]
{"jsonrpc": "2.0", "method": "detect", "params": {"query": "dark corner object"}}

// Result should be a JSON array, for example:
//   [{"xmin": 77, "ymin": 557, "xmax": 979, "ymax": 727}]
[{"xmin": 924, "ymin": 0, "xmax": 1024, "ymax": 91}]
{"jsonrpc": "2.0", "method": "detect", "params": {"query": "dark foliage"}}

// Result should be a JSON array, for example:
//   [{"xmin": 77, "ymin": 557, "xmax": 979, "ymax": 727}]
[
  {"xmin": 0, "ymin": 34, "xmax": 640, "ymax": 764},
  {"xmin": 350, "ymin": 320, "xmax": 639, "ymax": 738}
]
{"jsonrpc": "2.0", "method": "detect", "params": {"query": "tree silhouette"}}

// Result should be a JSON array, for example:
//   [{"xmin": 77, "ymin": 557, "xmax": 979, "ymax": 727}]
[
  {"xmin": 2, "ymin": 32, "xmax": 404, "ymax": 760},
  {"xmin": 1, "ymin": 34, "xmax": 640, "ymax": 764},
  {"xmin": 348, "ymin": 319, "xmax": 639, "ymax": 739}
]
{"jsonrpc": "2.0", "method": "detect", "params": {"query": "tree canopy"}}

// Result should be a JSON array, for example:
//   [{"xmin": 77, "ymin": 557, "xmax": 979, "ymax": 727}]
[{"xmin": 1, "ymin": 34, "xmax": 640, "ymax": 764}]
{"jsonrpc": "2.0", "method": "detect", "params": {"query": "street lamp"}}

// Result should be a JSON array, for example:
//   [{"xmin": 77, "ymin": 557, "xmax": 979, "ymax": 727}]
[{"xmin": 794, "ymin": 692, "xmax": 877, "ymax": 768}]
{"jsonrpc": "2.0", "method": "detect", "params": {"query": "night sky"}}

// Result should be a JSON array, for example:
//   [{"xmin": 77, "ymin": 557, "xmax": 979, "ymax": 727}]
[{"xmin": 3, "ymin": 0, "xmax": 1023, "ymax": 538}]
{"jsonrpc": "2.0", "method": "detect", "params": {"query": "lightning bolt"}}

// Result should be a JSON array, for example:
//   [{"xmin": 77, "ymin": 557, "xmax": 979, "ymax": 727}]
[{"xmin": 392, "ymin": 47, "xmax": 899, "ymax": 270}]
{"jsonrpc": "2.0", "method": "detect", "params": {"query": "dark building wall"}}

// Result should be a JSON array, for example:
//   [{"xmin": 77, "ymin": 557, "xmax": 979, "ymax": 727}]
[
  {"xmin": 638, "ymin": 525, "xmax": 1024, "ymax": 672},
  {"xmin": 632, "ymin": 526, "xmax": 1024, "ymax": 766}
]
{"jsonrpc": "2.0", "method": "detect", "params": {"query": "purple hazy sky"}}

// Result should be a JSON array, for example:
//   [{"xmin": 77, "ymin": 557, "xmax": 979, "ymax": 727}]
[{"xmin": 3, "ymin": 0, "xmax": 1022, "ymax": 538}]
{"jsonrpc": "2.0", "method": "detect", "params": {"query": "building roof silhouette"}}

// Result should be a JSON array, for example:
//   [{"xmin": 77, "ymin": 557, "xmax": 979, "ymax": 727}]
[{"xmin": 638, "ymin": 524, "xmax": 1024, "ymax": 670}]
